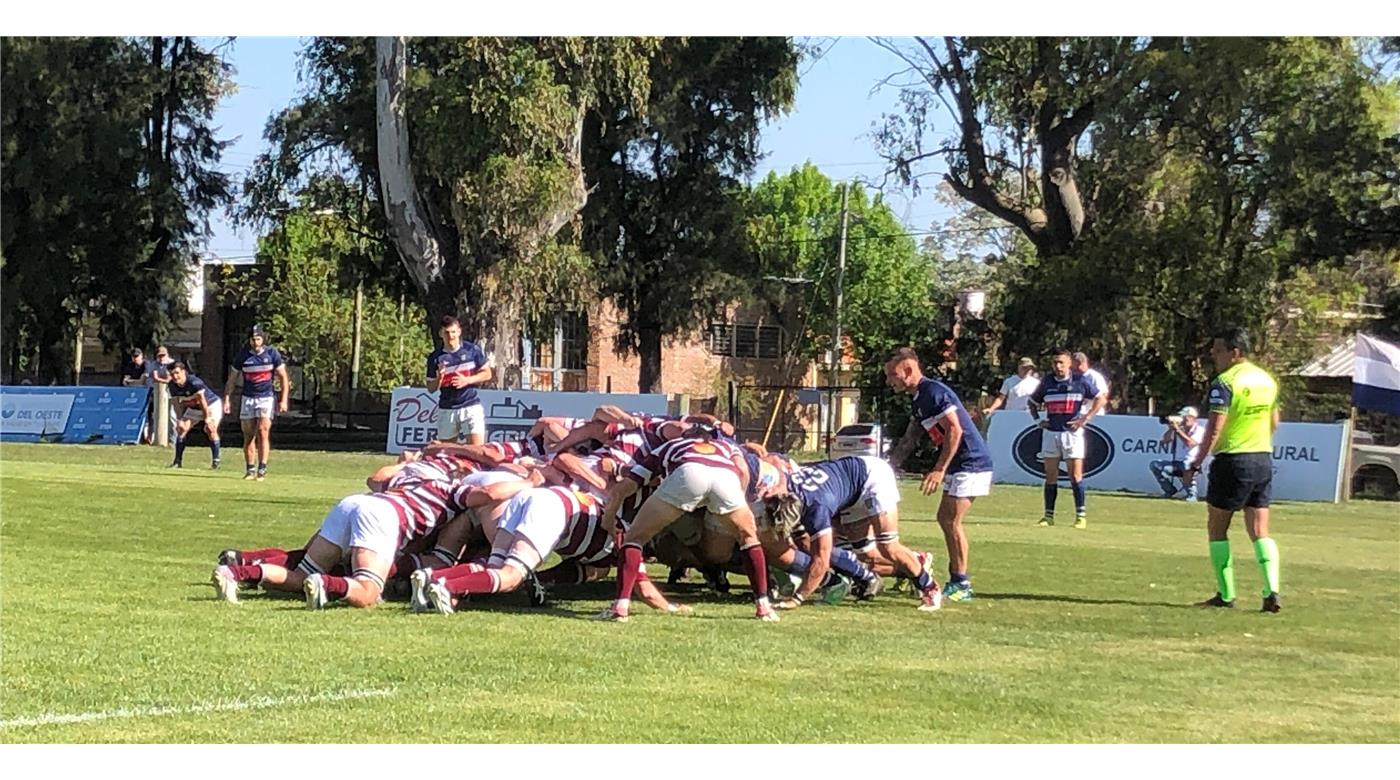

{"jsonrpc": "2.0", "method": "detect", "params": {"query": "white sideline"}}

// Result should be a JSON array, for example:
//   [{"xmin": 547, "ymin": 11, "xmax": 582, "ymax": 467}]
[{"xmin": 0, "ymin": 687, "xmax": 395, "ymax": 729}]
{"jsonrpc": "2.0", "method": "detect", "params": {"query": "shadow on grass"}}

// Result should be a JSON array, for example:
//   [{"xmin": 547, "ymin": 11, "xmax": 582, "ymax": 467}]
[{"xmin": 978, "ymin": 591, "xmax": 1194, "ymax": 609}]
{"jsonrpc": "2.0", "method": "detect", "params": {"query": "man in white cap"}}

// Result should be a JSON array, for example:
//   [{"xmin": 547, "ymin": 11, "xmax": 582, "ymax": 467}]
[
  {"xmin": 983, "ymin": 356, "xmax": 1040, "ymax": 416},
  {"xmin": 1150, "ymin": 406, "xmax": 1205, "ymax": 501}
]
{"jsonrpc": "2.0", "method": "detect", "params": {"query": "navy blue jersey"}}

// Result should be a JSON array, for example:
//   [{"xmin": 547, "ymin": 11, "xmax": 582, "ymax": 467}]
[
  {"xmin": 170, "ymin": 373, "xmax": 221, "ymax": 406},
  {"xmin": 910, "ymin": 377, "xmax": 994, "ymax": 474},
  {"xmin": 789, "ymin": 456, "xmax": 869, "ymax": 536},
  {"xmin": 231, "ymin": 346, "xmax": 284, "ymax": 398},
  {"xmin": 1030, "ymin": 372, "xmax": 1102, "ymax": 432},
  {"xmin": 427, "ymin": 342, "xmax": 488, "ymax": 410}
]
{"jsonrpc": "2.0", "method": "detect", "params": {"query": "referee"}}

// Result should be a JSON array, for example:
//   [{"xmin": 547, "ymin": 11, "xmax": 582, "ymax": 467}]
[{"xmin": 1184, "ymin": 327, "xmax": 1282, "ymax": 613}]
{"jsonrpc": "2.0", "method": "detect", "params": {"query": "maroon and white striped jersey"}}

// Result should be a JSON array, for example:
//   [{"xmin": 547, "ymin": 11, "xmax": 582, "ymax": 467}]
[
  {"xmin": 377, "ymin": 476, "xmax": 475, "ymax": 549},
  {"xmin": 386, "ymin": 453, "xmax": 476, "ymax": 490},
  {"xmin": 481, "ymin": 438, "xmax": 546, "ymax": 464},
  {"xmin": 628, "ymin": 436, "xmax": 746, "ymax": 484},
  {"xmin": 601, "ymin": 427, "xmax": 654, "ymax": 471},
  {"xmin": 546, "ymin": 486, "xmax": 613, "ymax": 564}
]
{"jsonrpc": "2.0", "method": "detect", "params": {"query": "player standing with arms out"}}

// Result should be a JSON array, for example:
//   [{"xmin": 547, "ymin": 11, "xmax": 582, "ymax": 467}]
[
  {"xmin": 167, "ymin": 362, "xmax": 223, "ymax": 469},
  {"xmin": 1184, "ymin": 328, "xmax": 1283, "ymax": 613},
  {"xmin": 1027, "ymin": 349, "xmax": 1105, "ymax": 528},
  {"xmin": 885, "ymin": 348, "xmax": 994, "ymax": 602},
  {"xmin": 427, "ymin": 315, "xmax": 493, "ymax": 445},
  {"xmin": 224, "ymin": 325, "xmax": 290, "ymax": 481}
]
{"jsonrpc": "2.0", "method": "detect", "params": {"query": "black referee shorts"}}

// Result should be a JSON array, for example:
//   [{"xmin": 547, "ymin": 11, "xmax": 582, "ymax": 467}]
[{"xmin": 1206, "ymin": 452, "xmax": 1273, "ymax": 511}]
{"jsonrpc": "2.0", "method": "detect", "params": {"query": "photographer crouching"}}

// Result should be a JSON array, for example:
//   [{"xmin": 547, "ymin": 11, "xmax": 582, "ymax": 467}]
[{"xmin": 1150, "ymin": 406, "xmax": 1205, "ymax": 501}]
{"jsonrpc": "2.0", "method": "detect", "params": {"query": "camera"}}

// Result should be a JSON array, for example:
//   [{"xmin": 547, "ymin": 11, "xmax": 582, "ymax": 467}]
[{"xmin": 1157, "ymin": 414, "xmax": 1183, "ymax": 425}]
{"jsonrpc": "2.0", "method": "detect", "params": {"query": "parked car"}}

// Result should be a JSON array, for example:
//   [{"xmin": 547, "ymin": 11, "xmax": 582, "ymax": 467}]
[
  {"xmin": 833, "ymin": 423, "xmax": 887, "ymax": 457},
  {"xmin": 1351, "ymin": 441, "xmax": 1400, "ymax": 500}
]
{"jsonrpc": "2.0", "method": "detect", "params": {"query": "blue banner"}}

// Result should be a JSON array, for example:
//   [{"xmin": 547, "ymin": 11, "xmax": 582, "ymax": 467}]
[{"xmin": 1, "ymin": 386, "xmax": 150, "ymax": 444}]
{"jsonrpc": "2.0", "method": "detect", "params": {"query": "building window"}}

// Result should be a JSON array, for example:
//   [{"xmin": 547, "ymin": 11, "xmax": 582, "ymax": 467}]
[
  {"xmin": 708, "ymin": 322, "xmax": 782, "ymax": 359},
  {"xmin": 526, "ymin": 312, "xmax": 588, "ymax": 391}
]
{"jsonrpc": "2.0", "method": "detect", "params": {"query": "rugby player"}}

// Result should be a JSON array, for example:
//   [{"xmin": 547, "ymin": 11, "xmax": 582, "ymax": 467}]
[
  {"xmin": 885, "ymin": 348, "xmax": 994, "ymax": 602},
  {"xmin": 210, "ymin": 452, "xmax": 481, "ymax": 608},
  {"xmin": 223, "ymin": 325, "xmax": 290, "ymax": 481},
  {"xmin": 427, "ymin": 315, "xmax": 492, "ymax": 445},
  {"xmin": 1027, "ymin": 349, "xmax": 1105, "ymax": 528},
  {"xmin": 594, "ymin": 423, "xmax": 778, "ymax": 623},
  {"xmin": 166, "ymin": 362, "xmax": 223, "ymax": 470},
  {"xmin": 767, "ymin": 454, "xmax": 943, "ymax": 611}
]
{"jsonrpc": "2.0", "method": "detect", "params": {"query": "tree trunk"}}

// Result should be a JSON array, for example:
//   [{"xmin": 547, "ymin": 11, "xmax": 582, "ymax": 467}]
[
  {"xmin": 490, "ymin": 297, "xmax": 523, "ymax": 391},
  {"xmin": 638, "ymin": 324, "xmax": 663, "ymax": 394},
  {"xmin": 375, "ymin": 36, "xmax": 451, "ymax": 311}
]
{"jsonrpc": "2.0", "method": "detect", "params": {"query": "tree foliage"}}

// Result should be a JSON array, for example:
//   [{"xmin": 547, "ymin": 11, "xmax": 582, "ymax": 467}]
[
  {"xmin": 579, "ymin": 37, "xmax": 798, "ymax": 392},
  {"xmin": 2, "ymin": 36, "xmax": 232, "ymax": 381},
  {"xmin": 876, "ymin": 37, "xmax": 1400, "ymax": 407},
  {"xmin": 251, "ymin": 209, "xmax": 433, "ymax": 398},
  {"xmin": 243, "ymin": 37, "xmax": 658, "ymax": 388}
]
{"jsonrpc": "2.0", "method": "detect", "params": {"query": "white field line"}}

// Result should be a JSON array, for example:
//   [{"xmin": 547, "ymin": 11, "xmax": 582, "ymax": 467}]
[{"xmin": 0, "ymin": 687, "xmax": 395, "ymax": 729}]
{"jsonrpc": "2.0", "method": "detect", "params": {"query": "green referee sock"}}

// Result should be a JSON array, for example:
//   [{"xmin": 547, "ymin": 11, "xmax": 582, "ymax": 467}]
[
  {"xmin": 1209, "ymin": 540, "xmax": 1236, "ymax": 602},
  {"xmin": 1253, "ymin": 537, "xmax": 1280, "ymax": 597}
]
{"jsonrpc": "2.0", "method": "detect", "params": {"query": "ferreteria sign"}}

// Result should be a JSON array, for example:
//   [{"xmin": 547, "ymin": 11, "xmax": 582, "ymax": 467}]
[
  {"xmin": 987, "ymin": 413, "xmax": 1348, "ymax": 503},
  {"xmin": 385, "ymin": 387, "xmax": 668, "ymax": 454}
]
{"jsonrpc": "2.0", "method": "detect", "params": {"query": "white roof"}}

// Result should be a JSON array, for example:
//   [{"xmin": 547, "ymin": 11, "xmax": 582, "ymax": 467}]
[{"xmin": 1293, "ymin": 335, "xmax": 1355, "ymax": 378}]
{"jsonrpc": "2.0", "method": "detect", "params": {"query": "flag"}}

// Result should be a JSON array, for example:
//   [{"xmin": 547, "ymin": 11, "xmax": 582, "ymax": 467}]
[{"xmin": 1353, "ymin": 333, "xmax": 1400, "ymax": 415}]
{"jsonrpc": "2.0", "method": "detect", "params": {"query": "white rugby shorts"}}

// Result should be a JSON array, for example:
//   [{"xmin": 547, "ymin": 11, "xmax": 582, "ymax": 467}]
[
  {"xmin": 240, "ymin": 395, "xmax": 275, "ymax": 420},
  {"xmin": 315, "ymin": 494, "xmax": 401, "ymax": 562},
  {"xmin": 944, "ymin": 470, "xmax": 993, "ymax": 498},
  {"xmin": 497, "ymin": 489, "xmax": 569, "ymax": 563},
  {"xmin": 181, "ymin": 400, "xmax": 223, "ymax": 428},
  {"xmin": 652, "ymin": 462, "xmax": 748, "ymax": 516},
  {"xmin": 835, "ymin": 456, "xmax": 901, "ymax": 524},
  {"xmin": 436, "ymin": 404, "xmax": 486, "ymax": 441},
  {"xmin": 1040, "ymin": 429, "xmax": 1086, "ymax": 460}
]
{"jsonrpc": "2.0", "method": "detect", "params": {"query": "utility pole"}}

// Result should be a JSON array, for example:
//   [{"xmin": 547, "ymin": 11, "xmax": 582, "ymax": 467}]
[
  {"xmin": 350, "ymin": 278, "xmax": 364, "ymax": 399},
  {"xmin": 827, "ymin": 182, "xmax": 850, "ymax": 454},
  {"xmin": 832, "ymin": 182, "xmax": 849, "ymax": 387}
]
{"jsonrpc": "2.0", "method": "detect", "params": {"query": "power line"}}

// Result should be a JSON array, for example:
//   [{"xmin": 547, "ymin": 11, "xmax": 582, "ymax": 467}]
[{"xmin": 751, "ymin": 224, "xmax": 1014, "ymax": 249}]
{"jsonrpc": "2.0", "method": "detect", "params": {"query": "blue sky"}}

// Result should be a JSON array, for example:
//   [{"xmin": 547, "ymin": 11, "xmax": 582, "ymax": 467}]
[{"xmin": 203, "ymin": 36, "xmax": 953, "ymax": 260}]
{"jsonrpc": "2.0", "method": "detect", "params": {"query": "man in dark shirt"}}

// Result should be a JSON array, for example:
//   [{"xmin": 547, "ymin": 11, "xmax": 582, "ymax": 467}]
[
  {"xmin": 426, "ymin": 314, "xmax": 493, "ymax": 445},
  {"xmin": 168, "ymin": 362, "xmax": 223, "ymax": 469}
]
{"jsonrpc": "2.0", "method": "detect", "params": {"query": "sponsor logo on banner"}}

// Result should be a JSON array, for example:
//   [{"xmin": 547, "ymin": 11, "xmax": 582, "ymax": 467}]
[
  {"xmin": 986, "ymin": 412, "xmax": 1347, "ymax": 502},
  {"xmin": 1, "ymin": 386, "xmax": 149, "ymax": 444},
  {"xmin": 0, "ymin": 392, "xmax": 75, "ymax": 436},
  {"xmin": 386, "ymin": 387, "xmax": 668, "ymax": 454},
  {"xmin": 1010, "ymin": 424, "xmax": 1115, "ymax": 480}
]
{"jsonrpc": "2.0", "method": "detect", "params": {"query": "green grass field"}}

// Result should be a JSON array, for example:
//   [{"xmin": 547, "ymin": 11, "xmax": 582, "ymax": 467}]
[{"xmin": 1, "ymin": 443, "xmax": 1397, "ymax": 743}]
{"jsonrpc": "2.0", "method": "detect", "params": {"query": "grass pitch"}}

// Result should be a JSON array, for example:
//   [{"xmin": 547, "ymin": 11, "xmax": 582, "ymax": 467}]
[{"xmin": 1, "ymin": 443, "xmax": 1396, "ymax": 743}]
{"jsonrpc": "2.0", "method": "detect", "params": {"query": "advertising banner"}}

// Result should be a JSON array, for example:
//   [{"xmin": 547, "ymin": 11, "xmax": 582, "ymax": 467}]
[
  {"xmin": 1, "ymin": 386, "xmax": 149, "ymax": 445},
  {"xmin": 986, "ymin": 412, "xmax": 1347, "ymax": 502},
  {"xmin": 387, "ymin": 388, "xmax": 669, "ymax": 454}
]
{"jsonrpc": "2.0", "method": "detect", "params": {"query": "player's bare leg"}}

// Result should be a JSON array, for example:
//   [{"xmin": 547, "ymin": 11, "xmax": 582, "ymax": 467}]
[
  {"xmin": 255, "ymin": 417, "xmax": 272, "ymax": 481},
  {"xmin": 170, "ymin": 417, "xmax": 194, "ymax": 468},
  {"xmin": 240, "ymin": 418, "xmax": 258, "ymax": 479},
  {"xmin": 304, "ymin": 546, "xmax": 390, "ymax": 609},
  {"xmin": 858, "ymin": 511, "xmax": 942, "ymax": 611},
  {"xmin": 1039, "ymin": 455, "xmax": 1061, "ymax": 525},
  {"xmin": 1066, "ymin": 458, "xmax": 1087, "ymax": 527},
  {"xmin": 937, "ymin": 494, "xmax": 974, "ymax": 600},
  {"xmin": 212, "ymin": 534, "xmax": 339, "ymax": 603},
  {"xmin": 204, "ymin": 418, "xmax": 222, "ymax": 469},
  {"xmin": 595, "ymin": 496, "xmax": 687, "ymax": 621},
  {"xmin": 714, "ymin": 505, "xmax": 779, "ymax": 621},
  {"xmin": 421, "ymin": 533, "xmax": 543, "ymax": 613}
]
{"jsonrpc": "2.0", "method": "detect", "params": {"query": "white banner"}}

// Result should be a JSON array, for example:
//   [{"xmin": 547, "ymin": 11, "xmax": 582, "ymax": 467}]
[
  {"xmin": 386, "ymin": 388, "xmax": 669, "ymax": 454},
  {"xmin": 0, "ymin": 392, "xmax": 75, "ymax": 436},
  {"xmin": 986, "ymin": 412, "xmax": 1348, "ymax": 503}
]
